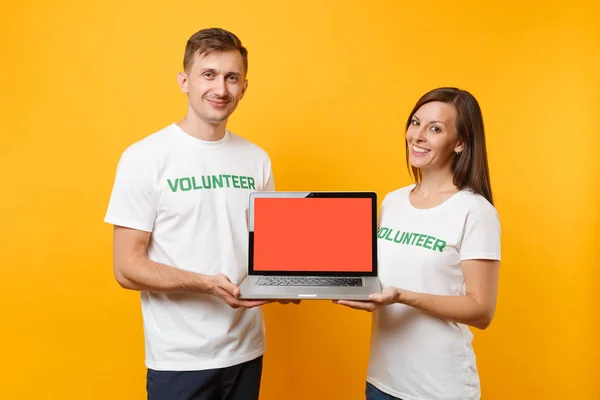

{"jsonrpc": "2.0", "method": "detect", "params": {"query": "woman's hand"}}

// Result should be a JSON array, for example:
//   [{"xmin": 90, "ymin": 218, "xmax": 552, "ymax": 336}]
[{"xmin": 334, "ymin": 286, "xmax": 403, "ymax": 312}]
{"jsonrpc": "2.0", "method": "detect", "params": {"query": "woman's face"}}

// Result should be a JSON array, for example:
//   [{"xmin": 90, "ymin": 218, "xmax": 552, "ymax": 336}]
[{"xmin": 406, "ymin": 101, "xmax": 464, "ymax": 173}]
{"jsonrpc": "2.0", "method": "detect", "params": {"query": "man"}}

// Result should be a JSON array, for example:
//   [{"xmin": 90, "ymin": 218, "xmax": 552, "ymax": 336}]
[{"xmin": 104, "ymin": 28, "xmax": 279, "ymax": 400}]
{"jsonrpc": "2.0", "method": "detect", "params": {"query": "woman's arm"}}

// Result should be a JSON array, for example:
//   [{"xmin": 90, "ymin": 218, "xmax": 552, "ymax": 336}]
[{"xmin": 335, "ymin": 259, "xmax": 499, "ymax": 330}]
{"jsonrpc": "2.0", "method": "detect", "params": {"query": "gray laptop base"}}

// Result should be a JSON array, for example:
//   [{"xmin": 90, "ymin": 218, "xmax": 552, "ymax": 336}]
[{"xmin": 238, "ymin": 275, "xmax": 381, "ymax": 300}]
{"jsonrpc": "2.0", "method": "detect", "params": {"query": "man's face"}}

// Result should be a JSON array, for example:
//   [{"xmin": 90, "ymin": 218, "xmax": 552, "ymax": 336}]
[{"xmin": 178, "ymin": 50, "xmax": 247, "ymax": 125}]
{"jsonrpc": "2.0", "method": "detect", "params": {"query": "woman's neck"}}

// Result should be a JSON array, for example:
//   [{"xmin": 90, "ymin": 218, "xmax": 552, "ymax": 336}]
[{"xmin": 416, "ymin": 168, "xmax": 457, "ymax": 195}]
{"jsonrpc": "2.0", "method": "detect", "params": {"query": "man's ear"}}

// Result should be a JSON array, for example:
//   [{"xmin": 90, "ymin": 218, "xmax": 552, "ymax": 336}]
[{"xmin": 177, "ymin": 71, "xmax": 189, "ymax": 94}]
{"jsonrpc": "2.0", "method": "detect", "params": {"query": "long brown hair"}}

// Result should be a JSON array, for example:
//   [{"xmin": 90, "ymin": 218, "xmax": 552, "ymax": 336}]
[{"xmin": 405, "ymin": 87, "xmax": 494, "ymax": 205}]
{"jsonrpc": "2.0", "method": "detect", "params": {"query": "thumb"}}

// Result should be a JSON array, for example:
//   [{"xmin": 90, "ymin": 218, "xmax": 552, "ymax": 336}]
[
  {"xmin": 368, "ymin": 293, "xmax": 383, "ymax": 302},
  {"xmin": 225, "ymin": 281, "xmax": 240, "ymax": 297},
  {"xmin": 217, "ymin": 275, "xmax": 239, "ymax": 297}
]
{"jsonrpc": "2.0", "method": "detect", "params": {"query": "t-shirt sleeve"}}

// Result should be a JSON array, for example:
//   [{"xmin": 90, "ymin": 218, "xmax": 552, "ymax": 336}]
[
  {"xmin": 460, "ymin": 203, "xmax": 501, "ymax": 261},
  {"xmin": 261, "ymin": 156, "xmax": 275, "ymax": 192},
  {"xmin": 104, "ymin": 147, "xmax": 157, "ymax": 232}
]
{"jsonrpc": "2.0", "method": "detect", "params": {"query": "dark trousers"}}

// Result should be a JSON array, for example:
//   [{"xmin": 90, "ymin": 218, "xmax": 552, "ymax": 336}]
[
  {"xmin": 366, "ymin": 382, "xmax": 403, "ymax": 400},
  {"xmin": 147, "ymin": 356, "xmax": 263, "ymax": 400}
]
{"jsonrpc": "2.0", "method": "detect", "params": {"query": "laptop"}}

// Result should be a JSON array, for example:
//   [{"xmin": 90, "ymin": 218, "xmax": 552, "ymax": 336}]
[{"xmin": 238, "ymin": 191, "xmax": 381, "ymax": 300}]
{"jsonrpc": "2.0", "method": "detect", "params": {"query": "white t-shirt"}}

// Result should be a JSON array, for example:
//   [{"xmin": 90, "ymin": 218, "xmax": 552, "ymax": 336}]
[
  {"xmin": 367, "ymin": 184, "xmax": 501, "ymax": 400},
  {"xmin": 104, "ymin": 123, "xmax": 274, "ymax": 371}
]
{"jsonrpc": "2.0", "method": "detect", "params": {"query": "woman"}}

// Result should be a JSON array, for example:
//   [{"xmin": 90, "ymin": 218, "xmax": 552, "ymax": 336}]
[{"xmin": 336, "ymin": 87, "xmax": 501, "ymax": 400}]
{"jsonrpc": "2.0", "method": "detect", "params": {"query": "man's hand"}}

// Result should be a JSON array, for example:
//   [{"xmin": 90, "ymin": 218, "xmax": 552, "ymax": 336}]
[
  {"xmin": 208, "ymin": 274, "xmax": 271, "ymax": 309},
  {"xmin": 334, "ymin": 286, "xmax": 400, "ymax": 312}
]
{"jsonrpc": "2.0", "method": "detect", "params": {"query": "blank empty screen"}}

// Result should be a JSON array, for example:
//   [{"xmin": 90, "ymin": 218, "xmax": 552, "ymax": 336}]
[{"xmin": 252, "ymin": 197, "xmax": 373, "ymax": 272}]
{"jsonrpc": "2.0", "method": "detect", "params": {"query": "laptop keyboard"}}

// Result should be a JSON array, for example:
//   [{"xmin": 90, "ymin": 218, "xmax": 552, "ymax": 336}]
[{"xmin": 256, "ymin": 277, "xmax": 363, "ymax": 287}]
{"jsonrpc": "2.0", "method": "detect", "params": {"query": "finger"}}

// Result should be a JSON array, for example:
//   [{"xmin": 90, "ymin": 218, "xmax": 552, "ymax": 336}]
[
  {"xmin": 223, "ymin": 293, "xmax": 270, "ymax": 308},
  {"xmin": 218, "ymin": 288, "xmax": 269, "ymax": 308},
  {"xmin": 344, "ymin": 301, "xmax": 377, "ymax": 312},
  {"xmin": 336, "ymin": 300, "xmax": 369, "ymax": 309},
  {"xmin": 233, "ymin": 299, "xmax": 270, "ymax": 308},
  {"xmin": 225, "ymin": 299, "xmax": 240, "ymax": 309},
  {"xmin": 216, "ymin": 289, "xmax": 240, "ymax": 308},
  {"xmin": 277, "ymin": 300, "xmax": 301, "ymax": 305}
]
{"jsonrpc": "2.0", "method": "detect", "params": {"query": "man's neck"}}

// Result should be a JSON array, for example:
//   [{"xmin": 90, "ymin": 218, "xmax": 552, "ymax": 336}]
[{"xmin": 177, "ymin": 113, "xmax": 228, "ymax": 142}]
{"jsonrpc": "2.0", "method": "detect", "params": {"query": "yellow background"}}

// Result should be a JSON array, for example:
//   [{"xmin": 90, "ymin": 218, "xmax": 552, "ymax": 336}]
[{"xmin": 1, "ymin": 0, "xmax": 598, "ymax": 399}]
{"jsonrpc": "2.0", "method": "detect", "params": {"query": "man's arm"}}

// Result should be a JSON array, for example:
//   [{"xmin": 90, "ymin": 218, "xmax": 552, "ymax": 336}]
[{"xmin": 112, "ymin": 225, "xmax": 269, "ymax": 308}]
